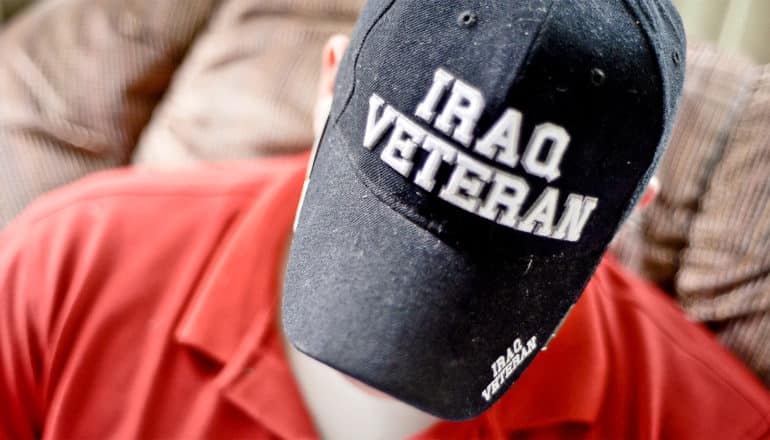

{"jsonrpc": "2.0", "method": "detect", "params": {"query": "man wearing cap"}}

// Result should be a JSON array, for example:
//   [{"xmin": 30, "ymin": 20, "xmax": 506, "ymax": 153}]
[{"xmin": 2, "ymin": 1, "xmax": 769, "ymax": 439}]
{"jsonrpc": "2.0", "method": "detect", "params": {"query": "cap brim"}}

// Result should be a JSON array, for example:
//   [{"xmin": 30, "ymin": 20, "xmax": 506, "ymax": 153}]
[{"xmin": 283, "ymin": 127, "xmax": 602, "ymax": 420}]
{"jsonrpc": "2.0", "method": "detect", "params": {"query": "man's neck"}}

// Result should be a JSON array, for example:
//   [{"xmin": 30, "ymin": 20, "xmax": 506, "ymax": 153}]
[
  {"xmin": 277, "ymin": 236, "xmax": 438, "ymax": 439},
  {"xmin": 283, "ymin": 337, "xmax": 439, "ymax": 440}
]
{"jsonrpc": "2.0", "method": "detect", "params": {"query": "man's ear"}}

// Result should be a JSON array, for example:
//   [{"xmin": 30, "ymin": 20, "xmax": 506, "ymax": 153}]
[
  {"xmin": 314, "ymin": 35, "xmax": 350, "ymax": 136},
  {"xmin": 638, "ymin": 176, "xmax": 660, "ymax": 210},
  {"xmin": 318, "ymin": 35, "xmax": 351, "ymax": 99}
]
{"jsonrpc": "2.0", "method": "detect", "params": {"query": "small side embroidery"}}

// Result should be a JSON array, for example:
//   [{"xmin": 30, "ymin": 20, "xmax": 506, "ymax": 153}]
[{"xmin": 481, "ymin": 336, "xmax": 538, "ymax": 402}]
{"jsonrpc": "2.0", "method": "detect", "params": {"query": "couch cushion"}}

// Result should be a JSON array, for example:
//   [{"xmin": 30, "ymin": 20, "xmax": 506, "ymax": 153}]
[
  {"xmin": 131, "ymin": 0, "xmax": 364, "ymax": 166},
  {"xmin": 678, "ymin": 63, "xmax": 770, "ymax": 385}
]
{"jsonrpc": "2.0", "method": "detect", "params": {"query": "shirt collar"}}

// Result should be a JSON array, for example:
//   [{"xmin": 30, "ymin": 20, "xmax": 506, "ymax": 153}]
[
  {"xmin": 174, "ymin": 156, "xmax": 306, "ymax": 364},
  {"xmin": 173, "ymin": 155, "xmax": 316, "ymax": 439}
]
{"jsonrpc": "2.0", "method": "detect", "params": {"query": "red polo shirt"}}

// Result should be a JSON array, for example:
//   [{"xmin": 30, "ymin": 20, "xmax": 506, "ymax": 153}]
[{"xmin": 1, "ymin": 153, "xmax": 769, "ymax": 440}]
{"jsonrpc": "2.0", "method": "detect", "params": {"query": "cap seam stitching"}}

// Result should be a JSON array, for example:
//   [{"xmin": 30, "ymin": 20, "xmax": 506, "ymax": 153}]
[
  {"xmin": 505, "ymin": 0, "xmax": 559, "ymax": 94},
  {"xmin": 334, "ymin": 0, "xmax": 397, "ymax": 126}
]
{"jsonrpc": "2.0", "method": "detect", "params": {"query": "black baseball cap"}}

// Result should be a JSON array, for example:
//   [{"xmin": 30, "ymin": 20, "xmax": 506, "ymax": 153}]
[{"xmin": 283, "ymin": 0, "xmax": 685, "ymax": 421}]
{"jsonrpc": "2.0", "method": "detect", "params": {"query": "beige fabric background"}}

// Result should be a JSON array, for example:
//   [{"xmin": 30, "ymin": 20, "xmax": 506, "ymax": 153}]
[
  {"xmin": 0, "ymin": 0, "xmax": 219, "ymax": 225},
  {"xmin": 0, "ymin": 0, "xmax": 31, "ymax": 22},
  {"xmin": 4, "ymin": 0, "xmax": 769, "ymax": 60},
  {"xmin": 131, "ymin": 0, "xmax": 362, "ymax": 166},
  {"xmin": 672, "ymin": 0, "xmax": 770, "ymax": 63}
]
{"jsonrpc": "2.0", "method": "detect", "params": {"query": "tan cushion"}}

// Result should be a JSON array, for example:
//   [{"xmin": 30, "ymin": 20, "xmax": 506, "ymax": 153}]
[
  {"xmin": 0, "ymin": 0, "xmax": 216, "ymax": 226},
  {"xmin": 131, "ymin": 0, "xmax": 364, "ymax": 166},
  {"xmin": 678, "ymin": 64, "xmax": 770, "ymax": 384}
]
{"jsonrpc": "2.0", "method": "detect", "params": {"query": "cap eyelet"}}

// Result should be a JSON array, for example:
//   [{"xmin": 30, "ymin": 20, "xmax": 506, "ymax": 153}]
[
  {"xmin": 458, "ymin": 10, "xmax": 478, "ymax": 28},
  {"xmin": 672, "ymin": 50, "xmax": 681, "ymax": 65},
  {"xmin": 590, "ymin": 68, "xmax": 606, "ymax": 87}
]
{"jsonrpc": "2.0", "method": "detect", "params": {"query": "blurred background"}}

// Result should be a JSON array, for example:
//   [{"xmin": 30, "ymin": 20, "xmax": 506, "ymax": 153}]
[
  {"xmin": 3, "ymin": 0, "xmax": 769, "ymax": 60},
  {"xmin": 673, "ymin": 0, "xmax": 770, "ymax": 62},
  {"xmin": 0, "ymin": 0, "xmax": 28, "ymax": 23}
]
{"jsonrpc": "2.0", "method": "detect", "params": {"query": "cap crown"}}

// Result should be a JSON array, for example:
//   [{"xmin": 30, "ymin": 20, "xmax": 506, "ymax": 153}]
[
  {"xmin": 329, "ymin": 0, "xmax": 685, "ymax": 255},
  {"xmin": 287, "ymin": 0, "xmax": 686, "ymax": 420}
]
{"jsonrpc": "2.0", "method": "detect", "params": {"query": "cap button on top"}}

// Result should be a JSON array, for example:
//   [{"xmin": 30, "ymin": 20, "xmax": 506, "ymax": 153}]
[
  {"xmin": 458, "ymin": 10, "xmax": 478, "ymax": 28},
  {"xmin": 590, "ymin": 68, "xmax": 607, "ymax": 87}
]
